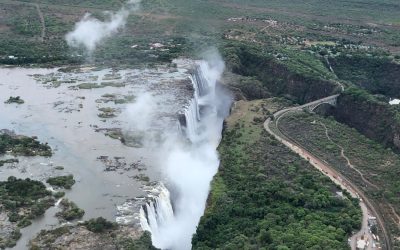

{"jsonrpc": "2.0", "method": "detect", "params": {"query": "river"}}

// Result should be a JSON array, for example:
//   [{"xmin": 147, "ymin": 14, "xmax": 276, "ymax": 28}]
[{"xmin": 0, "ymin": 61, "xmax": 199, "ymax": 249}]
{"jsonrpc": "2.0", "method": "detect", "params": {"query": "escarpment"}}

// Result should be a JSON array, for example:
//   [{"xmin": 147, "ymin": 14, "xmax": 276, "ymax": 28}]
[
  {"xmin": 333, "ymin": 89, "xmax": 400, "ymax": 151},
  {"xmin": 223, "ymin": 42, "xmax": 339, "ymax": 104}
]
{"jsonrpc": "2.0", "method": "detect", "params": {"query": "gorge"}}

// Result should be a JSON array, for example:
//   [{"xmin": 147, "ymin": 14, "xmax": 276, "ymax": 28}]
[{"xmin": 140, "ymin": 53, "xmax": 232, "ymax": 250}]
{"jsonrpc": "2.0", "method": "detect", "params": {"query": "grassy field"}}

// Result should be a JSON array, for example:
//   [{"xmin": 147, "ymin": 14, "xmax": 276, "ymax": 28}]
[{"xmin": 279, "ymin": 111, "xmax": 400, "ymax": 248}]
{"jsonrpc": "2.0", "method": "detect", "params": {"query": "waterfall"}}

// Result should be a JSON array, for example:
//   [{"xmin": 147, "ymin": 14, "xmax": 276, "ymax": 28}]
[
  {"xmin": 182, "ymin": 97, "xmax": 200, "ymax": 143},
  {"xmin": 139, "ymin": 183, "xmax": 174, "ymax": 239},
  {"xmin": 180, "ymin": 64, "xmax": 216, "ymax": 143},
  {"xmin": 139, "ymin": 55, "xmax": 232, "ymax": 250},
  {"xmin": 192, "ymin": 65, "xmax": 210, "ymax": 97},
  {"xmin": 140, "ymin": 64, "xmax": 208, "ymax": 237}
]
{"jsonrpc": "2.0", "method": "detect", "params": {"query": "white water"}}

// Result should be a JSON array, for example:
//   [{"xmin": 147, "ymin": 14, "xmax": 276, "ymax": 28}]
[
  {"xmin": 139, "ymin": 183, "xmax": 174, "ymax": 232},
  {"xmin": 139, "ymin": 53, "xmax": 232, "ymax": 249},
  {"xmin": 389, "ymin": 98, "xmax": 400, "ymax": 105}
]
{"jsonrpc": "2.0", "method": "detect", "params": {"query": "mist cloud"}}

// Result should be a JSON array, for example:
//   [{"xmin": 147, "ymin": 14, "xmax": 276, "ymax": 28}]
[
  {"xmin": 125, "ymin": 92, "xmax": 157, "ymax": 131},
  {"xmin": 66, "ymin": 0, "xmax": 141, "ymax": 53}
]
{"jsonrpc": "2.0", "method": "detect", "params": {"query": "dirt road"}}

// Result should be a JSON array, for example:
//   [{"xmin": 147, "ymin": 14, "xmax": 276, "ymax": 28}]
[{"xmin": 34, "ymin": 3, "xmax": 46, "ymax": 42}]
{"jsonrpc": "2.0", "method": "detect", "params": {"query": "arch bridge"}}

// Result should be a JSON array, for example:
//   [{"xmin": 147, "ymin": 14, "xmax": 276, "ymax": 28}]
[{"xmin": 301, "ymin": 94, "xmax": 339, "ymax": 112}]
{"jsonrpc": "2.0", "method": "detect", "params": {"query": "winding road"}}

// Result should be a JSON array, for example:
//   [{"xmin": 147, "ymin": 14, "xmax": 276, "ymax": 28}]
[{"xmin": 264, "ymin": 99, "xmax": 391, "ymax": 250}]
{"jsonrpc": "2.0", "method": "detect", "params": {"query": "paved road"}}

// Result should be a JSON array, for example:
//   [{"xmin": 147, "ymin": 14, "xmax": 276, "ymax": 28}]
[{"xmin": 264, "ymin": 104, "xmax": 390, "ymax": 249}]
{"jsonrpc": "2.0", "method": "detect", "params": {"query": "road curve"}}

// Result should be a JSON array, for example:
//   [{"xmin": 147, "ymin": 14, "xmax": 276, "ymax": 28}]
[{"xmin": 264, "ymin": 106, "xmax": 391, "ymax": 250}]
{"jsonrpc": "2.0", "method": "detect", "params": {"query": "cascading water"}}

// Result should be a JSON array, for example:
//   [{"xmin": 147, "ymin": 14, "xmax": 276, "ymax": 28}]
[
  {"xmin": 139, "ymin": 183, "xmax": 174, "ymax": 233},
  {"xmin": 182, "ymin": 97, "xmax": 200, "ymax": 143},
  {"xmin": 139, "ymin": 54, "xmax": 232, "ymax": 250}
]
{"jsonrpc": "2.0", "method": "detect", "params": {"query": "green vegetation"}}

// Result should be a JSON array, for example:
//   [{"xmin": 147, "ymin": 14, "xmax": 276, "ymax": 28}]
[
  {"xmin": 330, "ymin": 54, "xmax": 400, "ymax": 96},
  {"xmin": 0, "ymin": 158, "xmax": 18, "ymax": 166},
  {"xmin": 193, "ymin": 100, "xmax": 361, "ymax": 249},
  {"xmin": 0, "ymin": 177, "xmax": 54, "ymax": 232},
  {"xmin": 30, "ymin": 224, "xmax": 157, "ymax": 250},
  {"xmin": 221, "ymin": 41, "xmax": 339, "ymax": 103},
  {"xmin": 54, "ymin": 166, "xmax": 64, "ymax": 170},
  {"xmin": 29, "ymin": 226, "xmax": 71, "ymax": 250},
  {"xmin": 0, "ymin": 176, "xmax": 52, "ymax": 211},
  {"xmin": 0, "ymin": 132, "xmax": 52, "ymax": 157},
  {"xmin": 0, "ymin": 229, "xmax": 22, "ymax": 249},
  {"xmin": 97, "ymin": 107, "xmax": 118, "ymax": 118},
  {"xmin": 56, "ymin": 199, "xmax": 84, "ymax": 221},
  {"xmin": 17, "ymin": 218, "xmax": 32, "ymax": 228},
  {"xmin": 76, "ymin": 82, "xmax": 125, "ymax": 89},
  {"xmin": 105, "ymin": 130, "xmax": 122, "ymax": 140},
  {"xmin": 53, "ymin": 191, "xmax": 65, "ymax": 199},
  {"xmin": 117, "ymin": 231, "xmax": 159, "ymax": 250},
  {"xmin": 99, "ymin": 94, "xmax": 135, "ymax": 104},
  {"xmin": 279, "ymin": 112, "xmax": 400, "ymax": 247},
  {"xmin": 46, "ymin": 175, "xmax": 75, "ymax": 189},
  {"xmin": 121, "ymin": 132, "xmax": 144, "ymax": 147},
  {"xmin": 133, "ymin": 173, "xmax": 150, "ymax": 183},
  {"xmin": 83, "ymin": 217, "xmax": 117, "ymax": 233},
  {"xmin": 97, "ymin": 94, "xmax": 135, "ymax": 104},
  {"xmin": 114, "ymin": 95, "xmax": 135, "ymax": 104},
  {"xmin": 76, "ymin": 83, "xmax": 103, "ymax": 89},
  {"xmin": 0, "ymin": 0, "xmax": 399, "ymax": 66},
  {"xmin": 332, "ymin": 87, "xmax": 400, "ymax": 151},
  {"xmin": 4, "ymin": 96, "xmax": 24, "ymax": 104}
]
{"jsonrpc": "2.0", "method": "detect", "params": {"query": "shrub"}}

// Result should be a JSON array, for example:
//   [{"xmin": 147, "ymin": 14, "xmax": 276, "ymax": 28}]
[
  {"xmin": 83, "ymin": 217, "xmax": 117, "ymax": 233},
  {"xmin": 4, "ymin": 96, "xmax": 24, "ymax": 104},
  {"xmin": 46, "ymin": 175, "xmax": 75, "ymax": 189}
]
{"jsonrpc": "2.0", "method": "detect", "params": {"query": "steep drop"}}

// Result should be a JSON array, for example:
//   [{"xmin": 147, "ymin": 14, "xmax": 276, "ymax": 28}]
[{"xmin": 139, "ymin": 56, "xmax": 232, "ymax": 249}]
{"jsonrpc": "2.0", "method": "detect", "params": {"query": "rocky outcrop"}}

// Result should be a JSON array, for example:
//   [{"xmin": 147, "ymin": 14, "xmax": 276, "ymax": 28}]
[
  {"xmin": 333, "ymin": 88, "xmax": 400, "ymax": 151},
  {"xmin": 29, "ymin": 224, "xmax": 155, "ymax": 250}
]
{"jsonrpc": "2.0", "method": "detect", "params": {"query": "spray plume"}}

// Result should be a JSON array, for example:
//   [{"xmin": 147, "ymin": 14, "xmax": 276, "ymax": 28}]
[{"xmin": 66, "ymin": 0, "xmax": 141, "ymax": 53}]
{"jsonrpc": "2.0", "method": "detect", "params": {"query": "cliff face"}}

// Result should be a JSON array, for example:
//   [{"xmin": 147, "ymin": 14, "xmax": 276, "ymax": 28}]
[
  {"xmin": 333, "ymin": 91, "xmax": 400, "ymax": 151},
  {"xmin": 280, "ymin": 72, "xmax": 337, "ymax": 104},
  {"xmin": 224, "ymin": 43, "xmax": 339, "ymax": 104},
  {"xmin": 245, "ymin": 59, "xmax": 338, "ymax": 103},
  {"xmin": 330, "ymin": 55, "xmax": 400, "ymax": 97}
]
